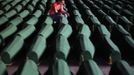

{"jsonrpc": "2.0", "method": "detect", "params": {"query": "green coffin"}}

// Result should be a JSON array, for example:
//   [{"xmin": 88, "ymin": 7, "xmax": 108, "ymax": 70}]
[
  {"xmin": 120, "ymin": 16, "xmax": 133, "ymax": 26},
  {"xmin": 74, "ymin": 16, "xmax": 84, "ymax": 25},
  {"xmin": 39, "ymin": 24, "xmax": 53, "ymax": 39},
  {"xmin": 73, "ymin": 10, "xmax": 81, "ymax": 17},
  {"xmin": 21, "ymin": 1, "xmax": 27, "ymax": 7},
  {"xmin": 28, "ymin": 35, "xmax": 46, "ymax": 64},
  {"xmin": 61, "ymin": 16, "xmax": 69, "ymax": 24},
  {"xmin": 90, "ymin": 16, "xmax": 101, "ymax": 26},
  {"xmin": 117, "ymin": 25, "xmax": 131, "ymax": 36},
  {"xmin": 77, "ymin": 59, "xmax": 104, "ymax": 75},
  {"xmin": 40, "ymin": 0, "xmax": 46, "ymax": 7},
  {"xmin": 47, "ymin": 59, "xmax": 71, "ymax": 75},
  {"xmin": 52, "ymin": 59, "xmax": 71, "ymax": 75},
  {"xmin": 56, "ymin": 35, "xmax": 70, "ymax": 60},
  {"xmin": 98, "ymin": 25, "xmax": 111, "ymax": 38},
  {"xmin": 15, "ymin": 5, "xmax": 23, "ymax": 12},
  {"xmin": 105, "ymin": 16, "xmax": 117, "ymax": 26},
  {"xmin": 26, "ymin": 16, "xmax": 38, "ymax": 25},
  {"xmin": 10, "ymin": 0, "xmax": 21, "ymax": 6},
  {"xmin": 17, "ymin": 25, "xmax": 35, "ymax": 39},
  {"xmin": 85, "ymin": 9, "xmax": 94, "ymax": 17},
  {"xmin": 39, "ymin": 4, "xmax": 45, "ymax": 13},
  {"xmin": 125, "ymin": 36, "xmax": 134, "ymax": 48},
  {"xmin": 18, "ymin": 10, "xmax": 30, "ymax": 18},
  {"xmin": 43, "ymin": 16, "xmax": 53, "ymax": 25},
  {"xmin": 0, "ymin": 24, "xmax": 17, "ymax": 39},
  {"xmin": 78, "ymin": 35, "xmax": 95, "ymax": 60},
  {"xmin": 5, "ymin": 9, "xmax": 17, "ymax": 18},
  {"xmin": 0, "ymin": 10, "xmax": 4, "ymax": 15},
  {"xmin": 10, "ymin": 16, "xmax": 23, "ymax": 26},
  {"xmin": 57, "ymin": 24, "xmax": 72, "ymax": 38},
  {"xmin": 14, "ymin": 59, "xmax": 40, "ymax": 75},
  {"xmin": 50, "ymin": 0, "xmax": 55, "ymax": 4},
  {"xmin": 0, "ymin": 16, "xmax": 8, "ymax": 25},
  {"xmin": 4, "ymin": 5, "xmax": 11, "ymax": 11},
  {"xmin": 33, "ymin": 10, "xmax": 42, "ymax": 18},
  {"xmin": 78, "ymin": 24, "xmax": 91, "ymax": 37},
  {"xmin": 1, "ymin": 36, "xmax": 24, "ymax": 64},
  {"xmin": 0, "ymin": 60, "xmax": 7, "ymax": 75},
  {"xmin": 27, "ymin": 5, "xmax": 34, "ymax": 13},
  {"xmin": 104, "ymin": 37, "xmax": 121, "ymax": 63},
  {"xmin": 31, "ymin": 1, "xmax": 37, "ymax": 7}
]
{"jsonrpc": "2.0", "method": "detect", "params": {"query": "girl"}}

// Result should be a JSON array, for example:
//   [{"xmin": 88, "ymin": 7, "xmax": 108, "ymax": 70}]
[{"xmin": 50, "ymin": 0, "xmax": 69, "ymax": 23}]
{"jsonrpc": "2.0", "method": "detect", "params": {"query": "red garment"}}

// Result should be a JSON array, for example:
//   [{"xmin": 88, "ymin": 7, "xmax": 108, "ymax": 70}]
[{"xmin": 50, "ymin": 2, "xmax": 65, "ymax": 15}]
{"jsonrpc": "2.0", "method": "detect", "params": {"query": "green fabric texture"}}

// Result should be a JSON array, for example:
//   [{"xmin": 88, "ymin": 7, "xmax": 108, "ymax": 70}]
[
  {"xmin": 56, "ymin": 35, "xmax": 70, "ymax": 60},
  {"xmin": 77, "ymin": 60, "xmax": 104, "ymax": 75},
  {"xmin": 117, "ymin": 25, "xmax": 131, "ymax": 36},
  {"xmin": 18, "ymin": 10, "xmax": 30, "ymax": 18},
  {"xmin": 27, "ymin": 5, "xmax": 34, "ymax": 13},
  {"xmin": 57, "ymin": 24, "xmax": 72, "ymax": 38},
  {"xmin": 90, "ymin": 16, "xmax": 101, "ymax": 26},
  {"xmin": 52, "ymin": 59, "xmax": 71, "ymax": 75},
  {"xmin": 73, "ymin": 10, "xmax": 81, "ymax": 17},
  {"xmin": 0, "ymin": 16, "xmax": 8, "ymax": 25},
  {"xmin": 98, "ymin": 25, "xmax": 111, "ymax": 38},
  {"xmin": 26, "ymin": 16, "xmax": 38, "ymax": 25},
  {"xmin": 121, "ymin": 16, "xmax": 133, "ymax": 26},
  {"xmin": 17, "ymin": 25, "xmax": 35, "ymax": 39},
  {"xmin": 15, "ymin": 5, "xmax": 23, "ymax": 12},
  {"xmin": 110, "ymin": 60, "xmax": 134, "ymax": 75},
  {"xmin": 71, "ymin": 5, "xmax": 77, "ymax": 10},
  {"xmin": 111, "ymin": 10, "xmax": 120, "ymax": 16},
  {"xmin": 0, "ymin": 60, "xmax": 7, "ymax": 75},
  {"xmin": 104, "ymin": 37, "xmax": 121, "ymax": 63},
  {"xmin": 15, "ymin": 59, "xmax": 40, "ymax": 75},
  {"xmin": 4, "ymin": 5, "xmax": 11, "ymax": 11},
  {"xmin": 125, "ymin": 36, "xmax": 134, "ymax": 48},
  {"xmin": 31, "ymin": 1, "xmax": 37, "ymax": 6},
  {"xmin": 74, "ymin": 16, "xmax": 85, "ymax": 24},
  {"xmin": 50, "ymin": 0, "xmax": 56, "ymax": 3},
  {"xmin": 28, "ymin": 36, "xmax": 46, "ymax": 63},
  {"xmin": 78, "ymin": 25, "xmax": 91, "ymax": 37},
  {"xmin": 33, "ymin": 10, "xmax": 42, "ymax": 18},
  {"xmin": 0, "ymin": 24, "xmax": 17, "ymax": 39},
  {"xmin": 44, "ymin": 16, "xmax": 53, "ymax": 25},
  {"xmin": 85, "ymin": 9, "xmax": 94, "ymax": 17},
  {"xmin": 0, "ymin": 10, "xmax": 4, "ymax": 15},
  {"xmin": 105, "ymin": 16, "xmax": 117, "ymax": 26},
  {"xmin": 41, "ymin": 0, "xmax": 46, "ymax": 7},
  {"xmin": 5, "ymin": 10, "xmax": 17, "ymax": 18},
  {"xmin": 28, "ymin": 24, "xmax": 53, "ymax": 63},
  {"xmin": 10, "ymin": 17, "xmax": 23, "ymax": 26},
  {"xmin": 10, "ymin": 0, "xmax": 21, "ymax": 6},
  {"xmin": 1, "ymin": 36, "xmax": 24, "ymax": 64},
  {"xmin": 39, "ymin": 4, "xmax": 45, "ymax": 13},
  {"xmin": 82, "ymin": 4, "xmax": 89, "ymax": 10},
  {"xmin": 61, "ymin": 16, "xmax": 69, "ymax": 24},
  {"xmin": 21, "ymin": 1, "xmax": 27, "ymax": 6},
  {"xmin": 79, "ymin": 35, "xmax": 95, "ymax": 59},
  {"xmin": 39, "ymin": 24, "xmax": 54, "ymax": 39}
]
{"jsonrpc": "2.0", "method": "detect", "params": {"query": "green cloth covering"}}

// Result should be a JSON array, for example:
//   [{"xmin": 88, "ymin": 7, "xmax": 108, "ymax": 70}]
[
  {"xmin": 14, "ymin": 59, "xmax": 40, "ymax": 75},
  {"xmin": 77, "ymin": 59, "xmax": 104, "ymax": 75},
  {"xmin": 0, "ymin": 60, "xmax": 7, "ymax": 75}
]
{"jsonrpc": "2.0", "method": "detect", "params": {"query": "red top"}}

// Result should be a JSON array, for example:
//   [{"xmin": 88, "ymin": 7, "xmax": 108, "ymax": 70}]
[{"xmin": 50, "ymin": 2, "xmax": 65, "ymax": 15}]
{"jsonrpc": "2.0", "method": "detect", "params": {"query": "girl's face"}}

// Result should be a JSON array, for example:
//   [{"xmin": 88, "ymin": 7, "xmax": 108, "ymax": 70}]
[{"xmin": 61, "ymin": 0, "xmax": 65, "ymax": 4}]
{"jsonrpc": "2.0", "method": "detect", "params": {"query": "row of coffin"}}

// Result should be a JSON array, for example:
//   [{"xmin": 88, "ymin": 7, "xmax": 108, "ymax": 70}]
[{"xmin": 0, "ymin": 0, "xmax": 134, "ymax": 75}]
